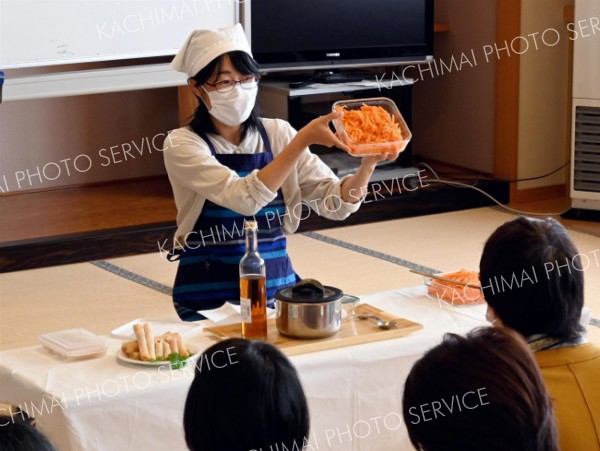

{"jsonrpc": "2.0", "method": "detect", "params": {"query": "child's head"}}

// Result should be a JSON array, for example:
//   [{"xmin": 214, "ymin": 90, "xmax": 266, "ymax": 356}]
[
  {"xmin": 184, "ymin": 338, "xmax": 309, "ymax": 451},
  {"xmin": 0, "ymin": 408, "xmax": 56, "ymax": 451}
]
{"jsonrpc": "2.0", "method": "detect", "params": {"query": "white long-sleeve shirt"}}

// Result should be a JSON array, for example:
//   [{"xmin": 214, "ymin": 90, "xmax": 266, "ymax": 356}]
[{"xmin": 163, "ymin": 118, "xmax": 361, "ymax": 243}]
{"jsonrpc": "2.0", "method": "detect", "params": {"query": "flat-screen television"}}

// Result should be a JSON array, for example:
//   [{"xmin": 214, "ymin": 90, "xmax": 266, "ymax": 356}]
[{"xmin": 240, "ymin": 0, "xmax": 434, "ymax": 73}]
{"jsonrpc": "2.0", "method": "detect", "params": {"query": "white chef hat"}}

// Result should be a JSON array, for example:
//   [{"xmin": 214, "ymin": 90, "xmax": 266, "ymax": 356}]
[{"xmin": 171, "ymin": 23, "xmax": 253, "ymax": 78}]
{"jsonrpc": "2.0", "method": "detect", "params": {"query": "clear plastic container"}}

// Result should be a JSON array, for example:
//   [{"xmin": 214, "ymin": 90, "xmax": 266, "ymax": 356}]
[
  {"xmin": 332, "ymin": 97, "xmax": 412, "ymax": 156},
  {"xmin": 424, "ymin": 270, "xmax": 484, "ymax": 307},
  {"xmin": 38, "ymin": 328, "xmax": 108, "ymax": 361}
]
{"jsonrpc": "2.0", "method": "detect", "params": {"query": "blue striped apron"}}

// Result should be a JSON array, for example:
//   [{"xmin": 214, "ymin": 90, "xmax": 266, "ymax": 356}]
[{"xmin": 169, "ymin": 123, "xmax": 300, "ymax": 321}]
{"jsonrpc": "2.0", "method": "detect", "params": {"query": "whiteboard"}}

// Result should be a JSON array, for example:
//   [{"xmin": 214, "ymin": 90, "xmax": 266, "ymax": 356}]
[{"xmin": 0, "ymin": 0, "xmax": 237, "ymax": 69}]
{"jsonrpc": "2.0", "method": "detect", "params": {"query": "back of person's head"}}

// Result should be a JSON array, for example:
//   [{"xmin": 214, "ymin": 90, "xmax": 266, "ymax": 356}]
[
  {"xmin": 184, "ymin": 338, "xmax": 309, "ymax": 451},
  {"xmin": 479, "ymin": 216, "xmax": 584, "ymax": 341},
  {"xmin": 0, "ymin": 417, "xmax": 56, "ymax": 451},
  {"xmin": 402, "ymin": 327, "xmax": 558, "ymax": 451}
]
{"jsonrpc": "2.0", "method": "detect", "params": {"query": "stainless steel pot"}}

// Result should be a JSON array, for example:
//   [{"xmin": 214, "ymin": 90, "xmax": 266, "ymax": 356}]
[{"xmin": 275, "ymin": 279, "xmax": 343, "ymax": 339}]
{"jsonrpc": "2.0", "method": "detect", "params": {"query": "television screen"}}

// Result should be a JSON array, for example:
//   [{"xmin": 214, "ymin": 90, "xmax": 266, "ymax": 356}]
[{"xmin": 243, "ymin": 0, "xmax": 433, "ymax": 72}]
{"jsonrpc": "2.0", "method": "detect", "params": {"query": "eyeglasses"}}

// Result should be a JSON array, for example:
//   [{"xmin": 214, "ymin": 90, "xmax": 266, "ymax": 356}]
[{"xmin": 204, "ymin": 75, "xmax": 259, "ymax": 93}]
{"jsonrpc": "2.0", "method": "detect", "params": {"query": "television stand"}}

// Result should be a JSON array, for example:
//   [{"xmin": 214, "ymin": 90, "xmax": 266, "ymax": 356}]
[
  {"xmin": 288, "ymin": 71, "xmax": 374, "ymax": 88},
  {"xmin": 258, "ymin": 77, "xmax": 414, "ymax": 169}
]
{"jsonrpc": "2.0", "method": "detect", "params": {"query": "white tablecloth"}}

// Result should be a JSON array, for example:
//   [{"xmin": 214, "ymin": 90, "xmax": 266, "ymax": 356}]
[{"xmin": 0, "ymin": 286, "xmax": 487, "ymax": 451}]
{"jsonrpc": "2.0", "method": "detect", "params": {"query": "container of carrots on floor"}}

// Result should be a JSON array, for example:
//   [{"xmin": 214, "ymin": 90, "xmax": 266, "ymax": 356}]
[{"xmin": 332, "ymin": 97, "xmax": 412, "ymax": 156}]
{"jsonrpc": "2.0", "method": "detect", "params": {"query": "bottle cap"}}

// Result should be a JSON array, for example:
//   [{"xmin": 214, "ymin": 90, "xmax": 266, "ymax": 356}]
[{"xmin": 244, "ymin": 220, "xmax": 258, "ymax": 230}]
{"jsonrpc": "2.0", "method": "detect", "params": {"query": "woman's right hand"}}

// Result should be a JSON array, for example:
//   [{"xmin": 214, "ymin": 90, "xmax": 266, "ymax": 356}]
[{"xmin": 296, "ymin": 111, "xmax": 350, "ymax": 153}]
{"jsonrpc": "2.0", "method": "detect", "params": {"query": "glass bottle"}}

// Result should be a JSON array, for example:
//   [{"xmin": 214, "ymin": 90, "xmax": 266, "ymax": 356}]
[{"xmin": 240, "ymin": 221, "xmax": 267, "ymax": 339}]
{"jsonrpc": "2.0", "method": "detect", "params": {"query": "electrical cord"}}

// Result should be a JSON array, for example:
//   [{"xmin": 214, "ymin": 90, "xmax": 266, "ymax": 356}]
[
  {"xmin": 502, "ymin": 161, "xmax": 570, "ymax": 183},
  {"xmin": 416, "ymin": 162, "xmax": 482, "ymax": 188},
  {"xmin": 417, "ymin": 162, "xmax": 572, "ymax": 217},
  {"xmin": 423, "ymin": 171, "xmax": 483, "ymax": 182},
  {"xmin": 411, "ymin": 158, "xmax": 482, "ymax": 182},
  {"xmin": 413, "ymin": 160, "xmax": 570, "ymax": 183}
]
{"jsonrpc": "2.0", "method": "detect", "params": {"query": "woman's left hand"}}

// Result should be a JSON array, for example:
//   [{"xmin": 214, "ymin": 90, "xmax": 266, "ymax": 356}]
[{"xmin": 339, "ymin": 149, "xmax": 401, "ymax": 203}]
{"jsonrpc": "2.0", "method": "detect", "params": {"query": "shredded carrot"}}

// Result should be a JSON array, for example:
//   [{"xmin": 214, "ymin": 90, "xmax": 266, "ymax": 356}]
[
  {"xmin": 336, "ymin": 104, "xmax": 402, "ymax": 144},
  {"xmin": 439, "ymin": 269, "xmax": 480, "ymax": 287},
  {"xmin": 426, "ymin": 269, "xmax": 483, "ymax": 306}
]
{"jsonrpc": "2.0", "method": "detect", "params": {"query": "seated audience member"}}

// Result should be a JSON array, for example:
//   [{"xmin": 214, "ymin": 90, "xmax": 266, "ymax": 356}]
[
  {"xmin": 480, "ymin": 216, "xmax": 600, "ymax": 450},
  {"xmin": 403, "ymin": 327, "xmax": 558, "ymax": 451},
  {"xmin": 0, "ymin": 406, "xmax": 56, "ymax": 451},
  {"xmin": 184, "ymin": 338, "xmax": 309, "ymax": 451}
]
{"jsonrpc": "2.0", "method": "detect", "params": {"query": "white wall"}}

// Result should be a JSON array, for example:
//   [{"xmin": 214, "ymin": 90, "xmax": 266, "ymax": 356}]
[
  {"xmin": 0, "ymin": 86, "xmax": 178, "ymax": 194},
  {"xmin": 0, "ymin": 0, "xmax": 237, "ymax": 194}
]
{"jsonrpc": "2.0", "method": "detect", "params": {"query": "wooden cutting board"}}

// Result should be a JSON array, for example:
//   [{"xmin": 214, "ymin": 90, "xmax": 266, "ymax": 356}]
[{"xmin": 202, "ymin": 303, "xmax": 422, "ymax": 356}]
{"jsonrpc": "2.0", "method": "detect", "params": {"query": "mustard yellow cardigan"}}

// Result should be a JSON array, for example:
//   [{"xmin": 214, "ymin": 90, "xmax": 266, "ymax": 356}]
[{"xmin": 536, "ymin": 342, "xmax": 600, "ymax": 450}]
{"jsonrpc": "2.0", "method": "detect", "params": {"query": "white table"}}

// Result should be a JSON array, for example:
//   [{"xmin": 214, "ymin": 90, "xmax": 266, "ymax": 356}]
[{"xmin": 0, "ymin": 286, "xmax": 487, "ymax": 451}]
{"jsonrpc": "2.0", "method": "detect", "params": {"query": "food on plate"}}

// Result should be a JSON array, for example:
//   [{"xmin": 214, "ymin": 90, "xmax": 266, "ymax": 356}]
[
  {"xmin": 133, "ymin": 323, "xmax": 149, "ymax": 361},
  {"xmin": 122, "ymin": 323, "xmax": 192, "ymax": 362},
  {"xmin": 144, "ymin": 323, "xmax": 156, "ymax": 360},
  {"xmin": 426, "ymin": 269, "xmax": 484, "ymax": 306},
  {"xmin": 335, "ymin": 104, "xmax": 403, "ymax": 145}
]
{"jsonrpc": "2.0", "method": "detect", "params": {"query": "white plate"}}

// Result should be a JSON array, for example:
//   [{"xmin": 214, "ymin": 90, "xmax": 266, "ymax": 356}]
[
  {"xmin": 116, "ymin": 345, "xmax": 200, "ymax": 368},
  {"xmin": 111, "ymin": 318, "xmax": 202, "ymax": 340}
]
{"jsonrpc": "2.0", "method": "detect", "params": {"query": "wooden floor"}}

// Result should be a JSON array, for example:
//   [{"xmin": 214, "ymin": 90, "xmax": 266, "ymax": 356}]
[
  {"xmin": 1, "ymin": 176, "xmax": 177, "ymax": 242},
  {"xmin": 0, "ymin": 170, "xmax": 511, "ymax": 272},
  {"xmin": 0, "ymin": 177, "xmax": 178, "ymax": 272},
  {"xmin": 506, "ymin": 197, "xmax": 600, "ymax": 237}
]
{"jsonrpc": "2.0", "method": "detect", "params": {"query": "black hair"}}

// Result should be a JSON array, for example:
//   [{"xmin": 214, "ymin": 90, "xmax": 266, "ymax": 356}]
[
  {"xmin": 183, "ymin": 338, "xmax": 309, "ymax": 451},
  {"xmin": 188, "ymin": 51, "xmax": 261, "ymax": 139},
  {"xmin": 479, "ymin": 216, "xmax": 584, "ymax": 341},
  {"xmin": 403, "ymin": 327, "xmax": 558, "ymax": 451},
  {"xmin": 0, "ymin": 420, "xmax": 57, "ymax": 451}
]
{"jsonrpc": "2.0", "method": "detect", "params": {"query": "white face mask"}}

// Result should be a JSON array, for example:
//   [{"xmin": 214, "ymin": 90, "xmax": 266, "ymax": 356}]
[{"xmin": 202, "ymin": 84, "xmax": 257, "ymax": 126}]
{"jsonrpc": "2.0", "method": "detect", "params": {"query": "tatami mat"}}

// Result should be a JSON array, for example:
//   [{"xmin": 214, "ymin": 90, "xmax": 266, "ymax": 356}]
[
  {"xmin": 107, "ymin": 234, "xmax": 424, "ymax": 297},
  {"xmin": 0, "ymin": 263, "xmax": 174, "ymax": 350},
  {"xmin": 287, "ymin": 234, "xmax": 425, "ymax": 294},
  {"xmin": 316, "ymin": 207, "xmax": 600, "ymax": 318},
  {"xmin": 94, "ymin": 254, "xmax": 177, "ymax": 292},
  {"xmin": 317, "ymin": 208, "xmax": 521, "ymax": 270},
  {"xmin": 1, "ymin": 206, "xmax": 599, "ymax": 350}
]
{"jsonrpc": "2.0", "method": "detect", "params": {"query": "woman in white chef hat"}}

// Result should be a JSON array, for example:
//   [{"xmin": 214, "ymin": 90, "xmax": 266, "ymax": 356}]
[{"xmin": 165, "ymin": 23, "xmax": 399, "ymax": 321}]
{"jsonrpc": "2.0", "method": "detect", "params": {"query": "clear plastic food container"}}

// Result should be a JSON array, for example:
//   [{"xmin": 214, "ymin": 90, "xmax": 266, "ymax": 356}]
[
  {"xmin": 39, "ymin": 328, "xmax": 108, "ymax": 361},
  {"xmin": 332, "ymin": 97, "xmax": 412, "ymax": 156},
  {"xmin": 424, "ymin": 270, "xmax": 484, "ymax": 307}
]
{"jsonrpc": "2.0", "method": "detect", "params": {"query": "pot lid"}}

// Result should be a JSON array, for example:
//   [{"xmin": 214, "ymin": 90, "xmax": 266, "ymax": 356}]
[{"xmin": 275, "ymin": 279, "xmax": 343, "ymax": 304}]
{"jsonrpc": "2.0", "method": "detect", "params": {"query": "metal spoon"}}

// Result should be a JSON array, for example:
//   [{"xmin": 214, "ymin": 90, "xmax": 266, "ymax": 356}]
[{"xmin": 357, "ymin": 313, "xmax": 397, "ymax": 330}]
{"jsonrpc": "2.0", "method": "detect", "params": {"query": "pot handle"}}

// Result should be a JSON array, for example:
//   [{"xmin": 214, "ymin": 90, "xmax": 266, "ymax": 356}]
[{"xmin": 291, "ymin": 278, "xmax": 325, "ymax": 299}]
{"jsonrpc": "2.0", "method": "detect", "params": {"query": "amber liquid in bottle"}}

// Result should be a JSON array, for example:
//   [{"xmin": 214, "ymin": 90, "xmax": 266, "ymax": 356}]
[
  {"xmin": 240, "ymin": 221, "xmax": 268, "ymax": 340},
  {"xmin": 240, "ymin": 275, "xmax": 267, "ymax": 339}
]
